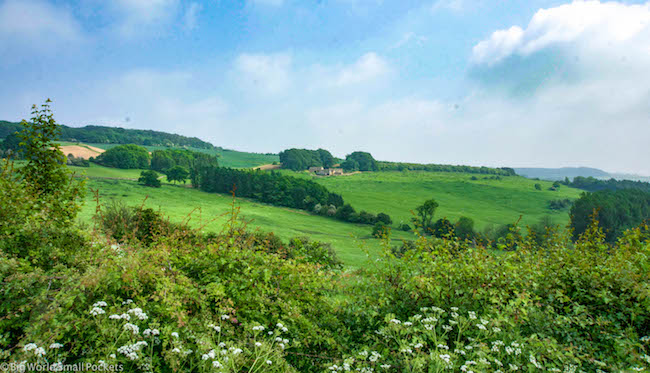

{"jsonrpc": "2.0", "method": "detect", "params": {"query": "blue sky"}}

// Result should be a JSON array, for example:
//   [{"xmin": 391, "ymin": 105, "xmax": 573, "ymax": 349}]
[{"xmin": 1, "ymin": 0, "xmax": 649, "ymax": 174}]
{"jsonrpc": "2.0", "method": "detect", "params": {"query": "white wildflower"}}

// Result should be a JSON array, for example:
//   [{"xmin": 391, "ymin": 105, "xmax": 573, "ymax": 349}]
[
  {"xmin": 49, "ymin": 343, "xmax": 63, "ymax": 349},
  {"xmin": 212, "ymin": 360, "xmax": 223, "ymax": 368},
  {"xmin": 389, "ymin": 319, "xmax": 401, "ymax": 324},
  {"xmin": 171, "ymin": 332, "xmax": 179, "ymax": 338},
  {"xmin": 90, "ymin": 307, "xmax": 105, "ymax": 316},
  {"xmin": 123, "ymin": 323, "xmax": 139, "ymax": 335},
  {"xmin": 221, "ymin": 314, "xmax": 230, "ymax": 320},
  {"xmin": 266, "ymin": 360, "xmax": 273, "ymax": 365},
  {"xmin": 255, "ymin": 342, "xmax": 262, "ymax": 347},
  {"xmin": 93, "ymin": 301, "xmax": 108, "ymax": 308}
]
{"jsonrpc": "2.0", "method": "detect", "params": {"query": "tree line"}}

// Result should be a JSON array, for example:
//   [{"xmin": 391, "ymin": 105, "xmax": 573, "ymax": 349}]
[
  {"xmin": 0, "ymin": 120, "xmax": 215, "ymax": 149},
  {"xmin": 193, "ymin": 166, "xmax": 391, "ymax": 226},
  {"xmin": 378, "ymin": 161, "xmax": 516, "ymax": 176},
  {"xmin": 279, "ymin": 148, "xmax": 336, "ymax": 170},
  {"xmin": 570, "ymin": 188, "xmax": 650, "ymax": 242},
  {"xmin": 562, "ymin": 176, "xmax": 650, "ymax": 193}
]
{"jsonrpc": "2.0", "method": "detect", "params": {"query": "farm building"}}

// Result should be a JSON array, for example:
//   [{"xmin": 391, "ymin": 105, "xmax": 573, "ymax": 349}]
[
  {"xmin": 308, "ymin": 166, "xmax": 324, "ymax": 172},
  {"xmin": 315, "ymin": 168, "xmax": 344, "ymax": 176}
]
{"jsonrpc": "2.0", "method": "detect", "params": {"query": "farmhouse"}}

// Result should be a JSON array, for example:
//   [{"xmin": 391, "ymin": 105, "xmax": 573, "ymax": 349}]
[
  {"xmin": 308, "ymin": 166, "xmax": 324, "ymax": 172},
  {"xmin": 315, "ymin": 168, "xmax": 344, "ymax": 176}
]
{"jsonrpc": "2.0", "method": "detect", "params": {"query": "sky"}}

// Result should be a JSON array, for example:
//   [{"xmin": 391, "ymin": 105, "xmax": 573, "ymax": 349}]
[{"xmin": 0, "ymin": 0, "xmax": 649, "ymax": 175}]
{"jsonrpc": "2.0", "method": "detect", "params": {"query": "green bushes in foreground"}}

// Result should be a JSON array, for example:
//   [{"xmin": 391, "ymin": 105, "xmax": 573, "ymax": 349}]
[{"xmin": 2, "ymin": 102, "xmax": 650, "ymax": 372}]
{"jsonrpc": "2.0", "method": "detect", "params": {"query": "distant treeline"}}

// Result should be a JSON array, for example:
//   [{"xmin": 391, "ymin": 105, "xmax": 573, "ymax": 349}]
[
  {"xmin": 562, "ymin": 176, "xmax": 650, "ymax": 193},
  {"xmin": 279, "ymin": 148, "xmax": 336, "ymax": 170},
  {"xmin": 0, "ymin": 120, "xmax": 215, "ymax": 149},
  {"xmin": 570, "ymin": 189, "xmax": 650, "ymax": 242},
  {"xmin": 378, "ymin": 161, "xmax": 517, "ymax": 176},
  {"xmin": 194, "ymin": 166, "xmax": 391, "ymax": 226}
]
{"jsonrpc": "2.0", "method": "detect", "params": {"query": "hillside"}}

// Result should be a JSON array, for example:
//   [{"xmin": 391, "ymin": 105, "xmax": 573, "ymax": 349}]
[
  {"xmin": 514, "ymin": 166, "xmax": 610, "ymax": 180},
  {"xmin": 281, "ymin": 170, "xmax": 582, "ymax": 229},
  {"xmin": 1, "ymin": 120, "xmax": 215, "ymax": 149}
]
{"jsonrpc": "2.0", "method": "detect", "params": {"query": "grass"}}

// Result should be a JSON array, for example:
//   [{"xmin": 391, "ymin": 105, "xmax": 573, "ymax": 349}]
[
  {"xmin": 79, "ymin": 178, "xmax": 410, "ymax": 268},
  {"xmin": 60, "ymin": 142, "xmax": 279, "ymax": 169},
  {"xmin": 279, "ymin": 170, "xmax": 583, "ymax": 230}
]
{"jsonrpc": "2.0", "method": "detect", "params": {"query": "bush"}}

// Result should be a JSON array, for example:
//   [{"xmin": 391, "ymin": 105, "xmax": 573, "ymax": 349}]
[
  {"xmin": 138, "ymin": 170, "xmax": 161, "ymax": 188},
  {"xmin": 372, "ymin": 222, "xmax": 389, "ymax": 238}
]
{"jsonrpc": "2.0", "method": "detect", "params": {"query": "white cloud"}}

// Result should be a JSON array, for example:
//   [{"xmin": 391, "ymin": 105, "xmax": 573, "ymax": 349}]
[
  {"xmin": 0, "ymin": 0, "xmax": 84, "ymax": 57},
  {"xmin": 183, "ymin": 3, "xmax": 202, "ymax": 31},
  {"xmin": 334, "ymin": 52, "xmax": 390, "ymax": 86},
  {"xmin": 471, "ymin": 0, "xmax": 650, "ymax": 66},
  {"xmin": 234, "ymin": 53, "xmax": 293, "ymax": 95},
  {"xmin": 111, "ymin": 0, "xmax": 180, "ymax": 36}
]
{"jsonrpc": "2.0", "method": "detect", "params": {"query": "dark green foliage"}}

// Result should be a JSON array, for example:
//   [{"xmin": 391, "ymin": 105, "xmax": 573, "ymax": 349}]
[
  {"xmin": 66, "ymin": 154, "xmax": 90, "ymax": 167},
  {"xmin": 372, "ymin": 222, "xmax": 390, "ymax": 238},
  {"xmin": 534, "ymin": 183, "xmax": 542, "ymax": 190},
  {"xmin": 570, "ymin": 189, "xmax": 650, "ymax": 242},
  {"xmin": 138, "ymin": 170, "xmax": 161, "ymax": 188},
  {"xmin": 431, "ymin": 218, "xmax": 454, "ymax": 238},
  {"xmin": 0, "ymin": 132, "xmax": 22, "ymax": 157},
  {"xmin": 413, "ymin": 199, "xmax": 439, "ymax": 234},
  {"xmin": 376, "ymin": 212, "xmax": 392, "ymax": 225},
  {"xmin": 165, "ymin": 165, "xmax": 189, "ymax": 184},
  {"xmin": 563, "ymin": 175, "xmax": 650, "ymax": 193},
  {"xmin": 194, "ymin": 166, "xmax": 380, "ymax": 225},
  {"xmin": 278, "ymin": 148, "xmax": 335, "ymax": 171},
  {"xmin": 150, "ymin": 150, "xmax": 174, "ymax": 171},
  {"xmin": 94, "ymin": 144, "xmax": 150, "ymax": 169},
  {"xmin": 548, "ymin": 198, "xmax": 572, "ymax": 210},
  {"xmin": 379, "ymin": 161, "xmax": 516, "ymax": 176},
  {"xmin": 97, "ymin": 202, "xmax": 175, "ymax": 245},
  {"xmin": 454, "ymin": 216, "xmax": 475, "ymax": 240},
  {"xmin": 0, "ymin": 120, "xmax": 216, "ymax": 149},
  {"xmin": 399, "ymin": 223, "xmax": 412, "ymax": 232},
  {"xmin": 341, "ymin": 151, "xmax": 378, "ymax": 171}
]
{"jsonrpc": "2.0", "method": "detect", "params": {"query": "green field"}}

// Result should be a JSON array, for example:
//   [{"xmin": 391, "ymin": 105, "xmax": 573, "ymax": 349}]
[
  {"xmin": 59, "ymin": 141, "xmax": 279, "ymax": 169},
  {"xmin": 79, "ymin": 178, "xmax": 411, "ymax": 267},
  {"xmin": 281, "ymin": 170, "xmax": 583, "ymax": 229}
]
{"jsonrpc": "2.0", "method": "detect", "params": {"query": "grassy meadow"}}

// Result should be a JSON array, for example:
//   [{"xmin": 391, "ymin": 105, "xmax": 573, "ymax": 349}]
[
  {"xmin": 79, "ymin": 178, "xmax": 412, "ymax": 267},
  {"xmin": 280, "ymin": 170, "xmax": 583, "ymax": 229}
]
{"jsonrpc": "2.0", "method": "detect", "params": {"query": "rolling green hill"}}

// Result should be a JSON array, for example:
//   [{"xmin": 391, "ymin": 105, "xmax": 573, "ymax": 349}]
[
  {"xmin": 65, "ymin": 142, "xmax": 278, "ymax": 169},
  {"xmin": 281, "ymin": 170, "xmax": 583, "ymax": 229}
]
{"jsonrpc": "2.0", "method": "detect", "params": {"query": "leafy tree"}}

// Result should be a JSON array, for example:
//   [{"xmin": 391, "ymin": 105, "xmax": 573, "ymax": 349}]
[
  {"xmin": 166, "ymin": 165, "xmax": 189, "ymax": 184},
  {"xmin": 376, "ymin": 212, "xmax": 393, "ymax": 226},
  {"xmin": 534, "ymin": 183, "xmax": 542, "ymax": 190},
  {"xmin": 372, "ymin": 222, "xmax": 390, "ymax": 238},
  {"xmin": 151, "ymin": 150, "xmax": 175, "ymax": 172},
  {"xmin": 139, "ymin": 170, "xmax": 161, "ymax": 188},
  {"xmin": 455, "ymin": 216, "xmax": 475, "ymax": 240},
  {"xmin": 570, "ymin": 189, "xmax": 650, "ymax": 242},
  {"xmin": 341, "ymin": 152, "xmax": 378, "ymax": 172},
  {"xmin": 432, "ymin": 218, "xmax": 454, "ymax": 238},
  {"xmin": 1, "ymin": 132, "xmax": 22, "ymax": 156},
  {"xmin": 413, "ymin": 199, "xmax": 439, "ymax": 233},
  {"xmin": 1, "ymin": 100, "xmax": 85, "ymax": 234},
  {"xmin": 94, "ymin": 144, "xmax": 150, "ymax": 169},
  {"xmin": 17, "ymin": 100, "xmax": 77, "ymax": 196},
  {"xmin": 335, "ymin": 204, "xmax": 356, "ymax": 221},
  {"xmin": 317, "ymin": 148, "xmax": 335, "ymax": 168}
]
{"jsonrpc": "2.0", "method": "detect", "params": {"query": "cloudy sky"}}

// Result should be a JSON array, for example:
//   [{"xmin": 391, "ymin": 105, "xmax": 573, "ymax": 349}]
[{"xmin": 1, "ymin": 0, "xmax": 649, "ymax": 174}]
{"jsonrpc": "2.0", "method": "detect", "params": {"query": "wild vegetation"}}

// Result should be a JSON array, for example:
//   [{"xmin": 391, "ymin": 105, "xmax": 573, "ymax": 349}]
[
  {"xmin": 2, "ymin": 103, "xmax": 650, "ymax": 372},
  {"xmin": 279, "ymin": 148, "xmax": 337, "ymax": 170}
]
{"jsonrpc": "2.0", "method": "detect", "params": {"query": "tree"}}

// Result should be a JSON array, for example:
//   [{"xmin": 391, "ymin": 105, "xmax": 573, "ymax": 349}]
[
  {"xmin": 139, "ymin": 170, "xmax": 161, "ymax": 188},
  {"xmin": 342, "ymin": 152, "xmax": 378, "ymax": 172},
  {"xmin": 376, "ymin": 212, "xmax": 393, "ymax": 226},
  {"xmin": 151, "ymin": 150, "xmax": 175, "ymax": 172},
  {"xmin": 432, "ymin": 218, "xmax": 454, "ymax": 238},
  {"xmin": 335, "ymin": 204, "xmax": 356, "ymax": 221},
  {"xmin": 2, "ymin": 100, "xmax": 86, "ymax": 231},
  {"xmin": 534, "ymin": 183, "xmax": 542, "ymax": 190},
  {"xmin": 166, "ymin": 165, "xmax": 189, "ymax": 184},
  {"xmin": 372, "ymin": 222, "xmax": 390, "ymax": 238},
  {"xmin": 455, "ymin": 216, "xmax": 475, "ymax": 240},
  {"xmin": 94, "ymin": 144, "xmax": 150, "ymax": 169},
  {"xmin": 413, "ymin": 199, "xmax": 439, "ymax": 233}
]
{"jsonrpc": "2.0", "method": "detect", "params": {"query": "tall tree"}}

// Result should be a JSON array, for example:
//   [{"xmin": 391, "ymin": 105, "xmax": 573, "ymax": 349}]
[{"xmin": 413, "ymin": 199, "xmax": 439, "ymax": 233}]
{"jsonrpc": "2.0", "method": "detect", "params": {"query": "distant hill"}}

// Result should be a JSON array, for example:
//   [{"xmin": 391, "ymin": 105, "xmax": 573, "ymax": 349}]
[
  {"xmin": 514, "ymin": 167, "xmax": 610, "ymax": 181},
  {"xmin": 0, "ymin": 120, "xmax": 216, "ymax": 150}
]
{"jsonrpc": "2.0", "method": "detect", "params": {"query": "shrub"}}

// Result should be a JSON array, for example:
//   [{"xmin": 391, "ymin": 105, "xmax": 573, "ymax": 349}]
[{"xmin": 138, "ymin": 170, "xmax": 161, "ymax": 188}]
